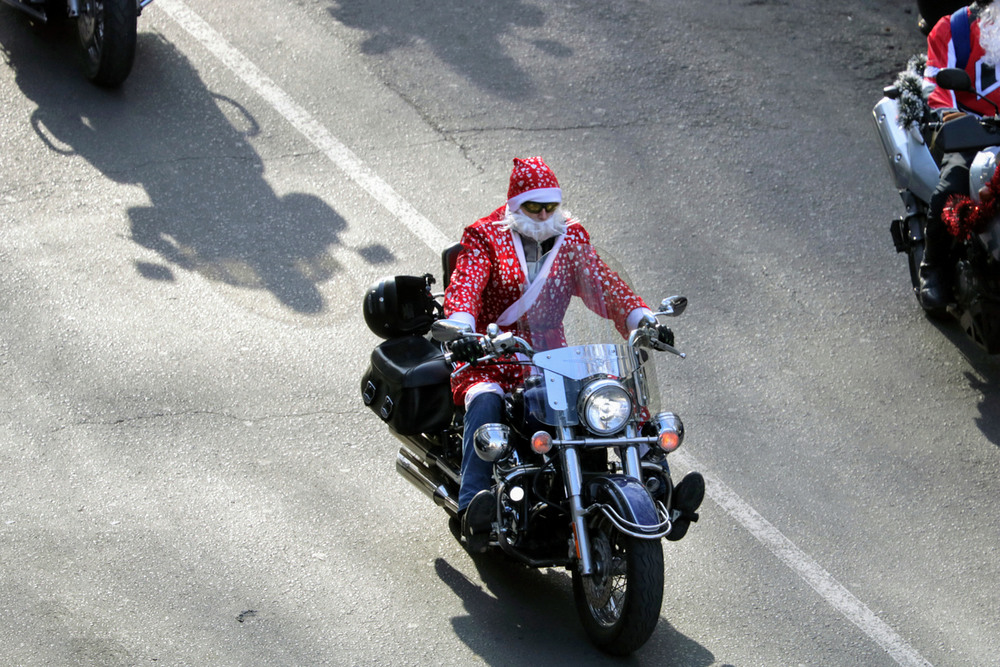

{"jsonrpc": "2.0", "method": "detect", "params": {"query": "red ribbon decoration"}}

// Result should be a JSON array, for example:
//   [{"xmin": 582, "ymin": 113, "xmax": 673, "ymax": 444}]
[{"xmin": 942, "ymin": 168, "xmax": 1000, "ymax": 240}]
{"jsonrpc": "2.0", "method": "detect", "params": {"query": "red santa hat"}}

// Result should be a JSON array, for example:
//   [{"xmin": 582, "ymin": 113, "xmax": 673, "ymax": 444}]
[{"xmin": 507, "ymin": 156, "xmax": 562, "ymax": 212}]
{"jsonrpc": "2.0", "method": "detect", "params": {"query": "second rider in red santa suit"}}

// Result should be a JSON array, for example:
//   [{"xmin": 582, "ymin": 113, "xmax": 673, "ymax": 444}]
[{"xmin": 921, "ymin": 0, "xmax": 1000, "ymax": 308}]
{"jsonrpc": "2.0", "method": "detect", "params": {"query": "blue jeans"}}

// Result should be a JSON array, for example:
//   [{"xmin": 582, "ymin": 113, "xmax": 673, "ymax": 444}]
[{"xmin": 458, "ymin": 392, "xmax": 503, "ymax": 511}]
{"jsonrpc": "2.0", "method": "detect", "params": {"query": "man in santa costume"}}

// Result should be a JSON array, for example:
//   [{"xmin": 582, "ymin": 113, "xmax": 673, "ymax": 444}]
[
  {"xmin": 442, "ymin": 156, "xmax": 704, "ymax": 552},
  {"xmin": 920, "ymin": 0, "xmax": 1000, "ymax": 309}
]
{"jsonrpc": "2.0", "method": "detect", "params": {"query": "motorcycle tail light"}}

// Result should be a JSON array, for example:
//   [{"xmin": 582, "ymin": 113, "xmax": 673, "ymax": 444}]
[
  {"xmin": 653, "ymin": 411, "xmax": 684, "ymax": 453},
  {"xmin": 531, "ymin": 430, "xmax": 553, "ymax": 455}
]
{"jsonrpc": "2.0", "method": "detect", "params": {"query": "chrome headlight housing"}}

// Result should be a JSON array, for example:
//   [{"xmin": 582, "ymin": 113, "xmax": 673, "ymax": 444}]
[
  {"xmin": 473, "ymin": 423, "xmax": 512, "ymax": 462},
  {"xmin": 578, "ymin": 378, "xmax": 633, "ymax": 435}
]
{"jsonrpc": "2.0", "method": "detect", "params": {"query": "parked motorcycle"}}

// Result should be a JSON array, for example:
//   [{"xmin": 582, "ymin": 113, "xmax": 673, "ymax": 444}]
[
  {"xmin": 360, "ymin": 245, "xmax": 698, "ymax": 655},
  {"xmin": 874, "ymin": 65, "xmax": 1000, "ymax": 351},
  {"xmin": 2, "ymin": 0, "xmax": 154, "ymax": 86}
]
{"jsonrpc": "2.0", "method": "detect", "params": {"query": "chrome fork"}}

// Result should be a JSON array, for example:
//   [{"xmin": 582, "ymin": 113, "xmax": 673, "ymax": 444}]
[{"xmin": 558, "ymin": 425, "xmax": 595, "ymax": 575}]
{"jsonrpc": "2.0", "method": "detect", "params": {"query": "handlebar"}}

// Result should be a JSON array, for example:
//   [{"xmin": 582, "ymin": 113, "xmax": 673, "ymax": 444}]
[
  {"xmin": 441, "ymin": 296, "xmax": 689, "ymax": 371},
  {"xmin": 447, "ymin": 321, "xmax": 685, "ymax": 374},
  {"xmin": 445, "ymin": 330, "xmax": 535, "ymax": 374},
  {"xmin": 629, "ymin": 322, "xmax": 685, "ymax": 359},
  {"xmin": 928, "ymin": 113, "xmax": 1000, "ymax": 153}
]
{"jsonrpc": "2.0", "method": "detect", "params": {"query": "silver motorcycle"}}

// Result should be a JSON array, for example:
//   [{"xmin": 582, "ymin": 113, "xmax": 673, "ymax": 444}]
[{"xmin": 875, "ymin": 65, "xmax": 1000, "ymax": 351}]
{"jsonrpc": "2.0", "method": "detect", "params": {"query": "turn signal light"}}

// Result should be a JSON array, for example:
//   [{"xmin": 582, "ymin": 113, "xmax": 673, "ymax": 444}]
[
  {"xmin": 657, "ymin": 429, "xmax": 681, "ymax": 453},
  {"xmin": 653, "ymin": 411, "xmax": 684, "ymax": 453},
  {"xmin": 531, "ymin": 430, "xmax": 553, "ymax": 455}
]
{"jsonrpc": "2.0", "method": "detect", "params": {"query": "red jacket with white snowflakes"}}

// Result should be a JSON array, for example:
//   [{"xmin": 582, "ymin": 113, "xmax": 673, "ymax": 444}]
[{"xmin": 443, "ymin": 205, "xmax": 648, "ymax": 405}]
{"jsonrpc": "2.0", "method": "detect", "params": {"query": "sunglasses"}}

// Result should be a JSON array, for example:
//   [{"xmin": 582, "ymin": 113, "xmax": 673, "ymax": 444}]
[{"xmin": 520, "ymin": 201, "xmax": 560, "ymax": 214}]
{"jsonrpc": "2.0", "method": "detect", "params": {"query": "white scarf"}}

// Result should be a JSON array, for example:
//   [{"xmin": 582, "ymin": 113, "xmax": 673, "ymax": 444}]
[{"xmin": 496, "ymin": 231, "xmax": 567, "ymax": 327}]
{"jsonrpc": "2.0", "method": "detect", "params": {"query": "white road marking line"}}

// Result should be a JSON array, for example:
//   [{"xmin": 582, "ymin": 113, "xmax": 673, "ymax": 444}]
[
  {"xmin": 153, "ymin": 3, "xmax": 934, "ymax": 665},
  {"xmin": 674, "ymin": 451, "xmax": 931, "ymax": 667}
]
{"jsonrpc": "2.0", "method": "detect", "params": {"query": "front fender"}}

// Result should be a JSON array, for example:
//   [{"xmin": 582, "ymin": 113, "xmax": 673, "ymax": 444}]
[{"xmin": 585, "ymin": 474, "xmax": 662, "ymax": 536}]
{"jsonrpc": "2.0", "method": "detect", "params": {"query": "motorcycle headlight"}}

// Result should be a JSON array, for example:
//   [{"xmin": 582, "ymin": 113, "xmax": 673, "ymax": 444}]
[{"xmin": 578, "ymin": 379, "xmax": 633, "ymax": 435}]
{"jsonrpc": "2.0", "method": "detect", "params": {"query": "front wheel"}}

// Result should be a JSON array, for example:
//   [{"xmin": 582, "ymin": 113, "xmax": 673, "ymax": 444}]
[
  {"xmin": 571, "ymin": 518, "xmax": 664, "ymax": 655},
  {"xmin": 77, "ymin": 0, "xmax": 137, "ymax": 87}
]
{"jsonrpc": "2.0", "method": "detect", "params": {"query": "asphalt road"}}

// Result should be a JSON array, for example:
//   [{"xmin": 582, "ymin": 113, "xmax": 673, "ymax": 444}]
[{"xmin": 1, "ymin": 1, "xmax": 998, "ymax": 665}]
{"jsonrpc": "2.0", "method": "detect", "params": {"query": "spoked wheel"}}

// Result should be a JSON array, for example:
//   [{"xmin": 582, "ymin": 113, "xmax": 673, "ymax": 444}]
[
  {"xmin": 571, "ymin": 518, "xmax": 664, "ymax": 655},
  {"xmin": 77, "ymin": 0, "xmax": 137, "ymax": 87}
]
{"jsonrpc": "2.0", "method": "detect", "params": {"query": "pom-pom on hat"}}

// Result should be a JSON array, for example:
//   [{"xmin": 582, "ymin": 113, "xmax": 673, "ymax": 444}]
[{"xmin": 507, "ymin": 156, "xmax": 562, "ymax": 212}]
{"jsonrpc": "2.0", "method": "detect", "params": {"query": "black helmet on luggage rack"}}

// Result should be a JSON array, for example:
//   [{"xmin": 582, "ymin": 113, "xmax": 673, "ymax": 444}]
[{"xmin": 363, "ymin": 275, "xmax": 437, "ymax": 339}]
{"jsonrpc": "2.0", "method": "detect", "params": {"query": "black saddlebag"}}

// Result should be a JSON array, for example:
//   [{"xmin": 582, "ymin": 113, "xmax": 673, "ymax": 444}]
[{"xmin": 361, "ymin": 335, "xmax": 453, "ymax": 435}]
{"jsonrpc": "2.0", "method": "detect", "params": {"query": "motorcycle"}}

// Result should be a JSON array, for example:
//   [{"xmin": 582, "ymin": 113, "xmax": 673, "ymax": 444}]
[
  {"xmin": 2, "ymin": 0, "xmax": 153, "ymax": 86},
  {"xmin": 874, "ymin": 64, "xmax": 1000, "ymax": 352},
  {"xmin": 359, "ymin": 244, "xmax": 698, "ymax": 655}
]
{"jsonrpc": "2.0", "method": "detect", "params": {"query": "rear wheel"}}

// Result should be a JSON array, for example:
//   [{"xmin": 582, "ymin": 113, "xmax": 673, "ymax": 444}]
[
  {"xmin": 571, "ymin": 518, "xmax": 664, "ymax": 656},
  {"xmin": 77, "ymin": 0, "xmax": 137, "ymax": 87}
]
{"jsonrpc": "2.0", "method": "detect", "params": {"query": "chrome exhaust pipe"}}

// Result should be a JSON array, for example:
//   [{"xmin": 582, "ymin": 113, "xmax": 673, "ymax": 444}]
[{"xmin": 396, "ymin": 446, "xmax": 459, "ymax": 517}]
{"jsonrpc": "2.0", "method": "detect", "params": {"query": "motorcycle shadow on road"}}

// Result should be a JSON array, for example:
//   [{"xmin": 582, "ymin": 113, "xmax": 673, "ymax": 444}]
[
  {"xmin": 926, "ymin": 317, "xmax": 1000, "ymax": 447},
  {"xmin": 1, "ymin": 14, "xmax": 391, "ymax": 316},
  {"xmin": 433, "ymin": 557, "xmax": 719, "ymax": 665}
]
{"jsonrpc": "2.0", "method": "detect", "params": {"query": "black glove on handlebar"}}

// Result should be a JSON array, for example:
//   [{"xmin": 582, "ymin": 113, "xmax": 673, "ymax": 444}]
[
  {"xmin": 657, "ymin": 325, "xmax": 675, "ymax": 348},
  {"xmin": 450, "ymin": 336, "xmax": 485, "ymax": 364}
]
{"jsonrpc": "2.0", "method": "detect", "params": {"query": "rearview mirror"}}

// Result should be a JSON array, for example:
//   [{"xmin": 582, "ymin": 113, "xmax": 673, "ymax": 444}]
[
  {"xmin": 430, "ymin": 319, "xmax": 472, "ymax": 342},
  {"xmin": 936, "ymin": 68, "xmax": 973, "ymax": 92},
  {"xmin": 657, "ymin": 295, "xmax": 688, "ymax": 317}
]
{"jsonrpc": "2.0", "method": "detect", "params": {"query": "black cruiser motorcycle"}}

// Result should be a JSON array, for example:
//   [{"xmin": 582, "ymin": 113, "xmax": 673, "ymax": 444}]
[
  {"xmin": 2, "ymin": 0, "xmax": 154, "ymax": 86},
  {"xmin": 875, "ymin": 65, "xmax": 1000, "ymax": 352},
  {"xmin": 360, "ymin": 244, "xmax": 699, "ymax": 655}
]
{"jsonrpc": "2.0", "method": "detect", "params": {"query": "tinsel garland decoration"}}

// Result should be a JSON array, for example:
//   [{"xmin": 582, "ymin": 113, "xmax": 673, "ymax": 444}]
[
  {"xmin": 942, "ymin": 168, "xmax": 1000, "ymax": 240},
  {"xmin": 895, "ymin": 54, "xmax": 931, "ymax": 128}
]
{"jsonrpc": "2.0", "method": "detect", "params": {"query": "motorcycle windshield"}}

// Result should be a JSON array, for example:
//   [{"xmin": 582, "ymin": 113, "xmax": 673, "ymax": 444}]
[{"xmin": 512, "ymin": 245, "xmax": 660, "ymax": 429}]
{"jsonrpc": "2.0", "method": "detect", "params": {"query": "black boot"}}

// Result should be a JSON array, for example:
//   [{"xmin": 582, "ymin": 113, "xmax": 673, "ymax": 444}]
[
  {"xmin": 461, "ymin": 489, "xmax": 495, "ymax": 554},
  {"xmin": 919, "ymin": 204, "xmax": 955, "ymax": 313},
  {"xmin": 666, "ymin": 472, "xmax": 705, "ymax": 542},
  {"xmin": 917, "ymin": 260, "xmax": 948, "ymax": 312}
]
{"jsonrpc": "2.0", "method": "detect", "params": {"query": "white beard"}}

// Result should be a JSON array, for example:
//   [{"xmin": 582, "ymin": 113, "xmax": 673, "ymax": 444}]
[
  {"xmin": 499, "ymin": 206, "xmax": 568, "ymax": 242},
  {"xmin": 980, "ymin": 5, "xmax": 1000, "ymax": 68}
]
